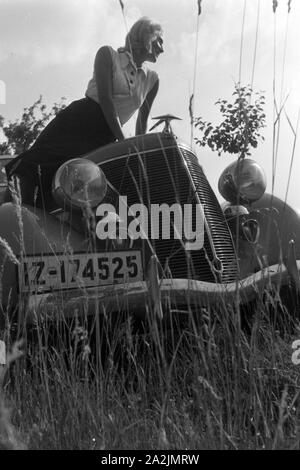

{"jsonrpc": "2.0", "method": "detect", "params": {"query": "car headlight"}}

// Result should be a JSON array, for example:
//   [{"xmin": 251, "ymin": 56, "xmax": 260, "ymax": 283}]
[
  {"xmin": 52, "ymin": 158, "xmax": 107, "ymax": 209},
  {"xmin": 218, "ymin": 158, "xmax": 266, "ymax": 204}
]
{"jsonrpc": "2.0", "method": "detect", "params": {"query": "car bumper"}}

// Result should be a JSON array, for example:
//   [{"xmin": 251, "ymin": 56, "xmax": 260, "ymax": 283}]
[{"xmin": 25, "ymin": 261, "xmax": 300, "ymax": 322}]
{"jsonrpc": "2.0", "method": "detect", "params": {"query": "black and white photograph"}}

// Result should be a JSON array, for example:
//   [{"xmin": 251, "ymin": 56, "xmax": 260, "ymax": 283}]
[{"xmin": 1, "ymin": 0, "xmax": 300, "ymax": 452}]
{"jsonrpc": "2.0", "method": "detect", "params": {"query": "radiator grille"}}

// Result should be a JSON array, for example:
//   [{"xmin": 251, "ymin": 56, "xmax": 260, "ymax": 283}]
[{"xmin": 100, "ymin": 146, "xmax": 237, "ymax": 283}]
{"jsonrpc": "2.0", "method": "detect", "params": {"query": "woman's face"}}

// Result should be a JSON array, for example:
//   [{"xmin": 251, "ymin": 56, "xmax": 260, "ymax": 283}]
[{"xmin": 145, "ymin": 34, "xmax": 164, "ymax": 63}]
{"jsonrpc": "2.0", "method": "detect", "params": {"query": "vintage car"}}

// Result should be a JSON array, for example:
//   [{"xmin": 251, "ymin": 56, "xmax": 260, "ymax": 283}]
[{"xmin": 0, "ymin": 115, "xmax": 300, "ymax": 326}]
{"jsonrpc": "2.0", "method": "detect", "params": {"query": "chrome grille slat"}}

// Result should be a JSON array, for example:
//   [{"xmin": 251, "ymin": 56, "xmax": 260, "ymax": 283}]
[{"xmin": 181, "ymin": 149, "xmax": 238, "ymax": 282}]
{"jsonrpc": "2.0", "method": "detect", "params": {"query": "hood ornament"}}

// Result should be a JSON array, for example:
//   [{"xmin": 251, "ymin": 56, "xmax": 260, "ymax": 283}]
[{"xmin": 149, "ymin": 114, "xmax": 182, "ymax": 135}]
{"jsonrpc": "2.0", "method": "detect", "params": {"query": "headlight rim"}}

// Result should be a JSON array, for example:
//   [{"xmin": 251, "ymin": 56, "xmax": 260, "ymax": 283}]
[
  {"xmin": 218, "ymin": 158, "xmax": 267, "ymax": 205},
  {"xmin": 52, "ymin": 157, "xmax": 107, "ymax": 210}
]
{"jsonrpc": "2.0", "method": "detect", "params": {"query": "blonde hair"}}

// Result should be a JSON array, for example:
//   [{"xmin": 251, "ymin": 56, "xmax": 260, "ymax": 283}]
[{"xmin": 125, "ymin": 17, "xmax": 163, "ymax": 53}]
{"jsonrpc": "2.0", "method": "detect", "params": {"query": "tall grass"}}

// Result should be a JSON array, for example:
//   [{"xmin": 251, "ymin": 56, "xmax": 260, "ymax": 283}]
[{"xmin": 1, "ymin": 287, "xmax": 300, "ymax": 449}]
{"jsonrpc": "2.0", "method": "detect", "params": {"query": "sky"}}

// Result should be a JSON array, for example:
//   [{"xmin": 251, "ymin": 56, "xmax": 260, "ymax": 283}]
[{"xmin": 0, "ymin": 0, "xmax": 300, "ymax": 211}]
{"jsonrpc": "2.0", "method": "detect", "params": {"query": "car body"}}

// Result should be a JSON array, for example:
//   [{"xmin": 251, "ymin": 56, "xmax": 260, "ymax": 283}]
[{"xmin": 0, "ymin": 124, "xmax": 300, "ymax": 325}]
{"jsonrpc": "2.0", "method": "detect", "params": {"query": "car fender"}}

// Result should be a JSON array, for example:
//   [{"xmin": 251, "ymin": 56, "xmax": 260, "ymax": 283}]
[
  {"xmin": 252, "ymin": 192, "xmax": 300, "ymax": 256},
  {"xmin": 235, "ymin": 193, "xmax": 300, "ymax": 277},
  {"xmin": 0, "ymin": 202, "xmax": 86, "ymax": 308}
]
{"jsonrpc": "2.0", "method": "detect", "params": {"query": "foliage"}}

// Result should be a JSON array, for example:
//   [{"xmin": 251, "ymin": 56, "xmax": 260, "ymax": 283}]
[
  {"xmin": 0, "ymin": 96, "xmax": 66, "ymax": 155},
  {"xmin": 194, "ymin": 84, "xmax": 266, "ymax": 157}
]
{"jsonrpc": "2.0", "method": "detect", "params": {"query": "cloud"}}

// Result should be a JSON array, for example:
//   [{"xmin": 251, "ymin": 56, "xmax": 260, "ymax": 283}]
[
  {"xmin": 0, "ymin": 0, "xmax": 129, "ymax": 67},
  {"xmin": 0, "ymin": 0, "xmax": 174, "ymax": 68}
]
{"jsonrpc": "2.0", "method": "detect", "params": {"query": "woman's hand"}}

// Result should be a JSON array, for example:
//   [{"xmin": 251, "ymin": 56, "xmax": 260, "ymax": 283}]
[{"xmin": 94, "ymin": 46, "xmax": 125, "ymax": 141}]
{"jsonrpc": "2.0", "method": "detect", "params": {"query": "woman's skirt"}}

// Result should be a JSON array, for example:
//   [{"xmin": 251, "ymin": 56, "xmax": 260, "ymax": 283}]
[{"xmin": 5, "ymin": 97, "xmax": 116, "ymax": 208}]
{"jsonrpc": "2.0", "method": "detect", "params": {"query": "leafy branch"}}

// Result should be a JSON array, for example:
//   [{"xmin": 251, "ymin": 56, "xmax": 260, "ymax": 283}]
[
  {"xmin": 0, "ymin": 96, "xmax": 66, "ymax": 155},
  {"xmin": 194, "ymin": 83, "xmax": 266, "ymax": 157}
]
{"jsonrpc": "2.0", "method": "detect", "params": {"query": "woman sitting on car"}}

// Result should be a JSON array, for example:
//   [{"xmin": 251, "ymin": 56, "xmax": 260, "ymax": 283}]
[{"xmin": 5, "ymin": 16, "xmax": 164, "ymax": 208}]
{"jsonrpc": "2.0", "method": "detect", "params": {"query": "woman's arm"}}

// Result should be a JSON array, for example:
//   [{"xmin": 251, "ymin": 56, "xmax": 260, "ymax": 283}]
[
  {"xmin": 94, "ymin": 46, "xmax": 125, "ymax": 141},
  {"xmin": 135, "ymin": 78, "xmax": 159, "ymax": 136}
]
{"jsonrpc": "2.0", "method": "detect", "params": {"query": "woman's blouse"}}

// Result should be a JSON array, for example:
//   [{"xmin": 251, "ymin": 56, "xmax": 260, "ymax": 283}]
[{"xmin": 85, "ymin": 46, "xmax": 158, "ymax": 125}]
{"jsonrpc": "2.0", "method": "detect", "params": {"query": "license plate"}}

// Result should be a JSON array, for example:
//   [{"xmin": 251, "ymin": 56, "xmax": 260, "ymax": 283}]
[{"xmin": 18, "ymin": 251, "xmax": 143, "ymax": 294}]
